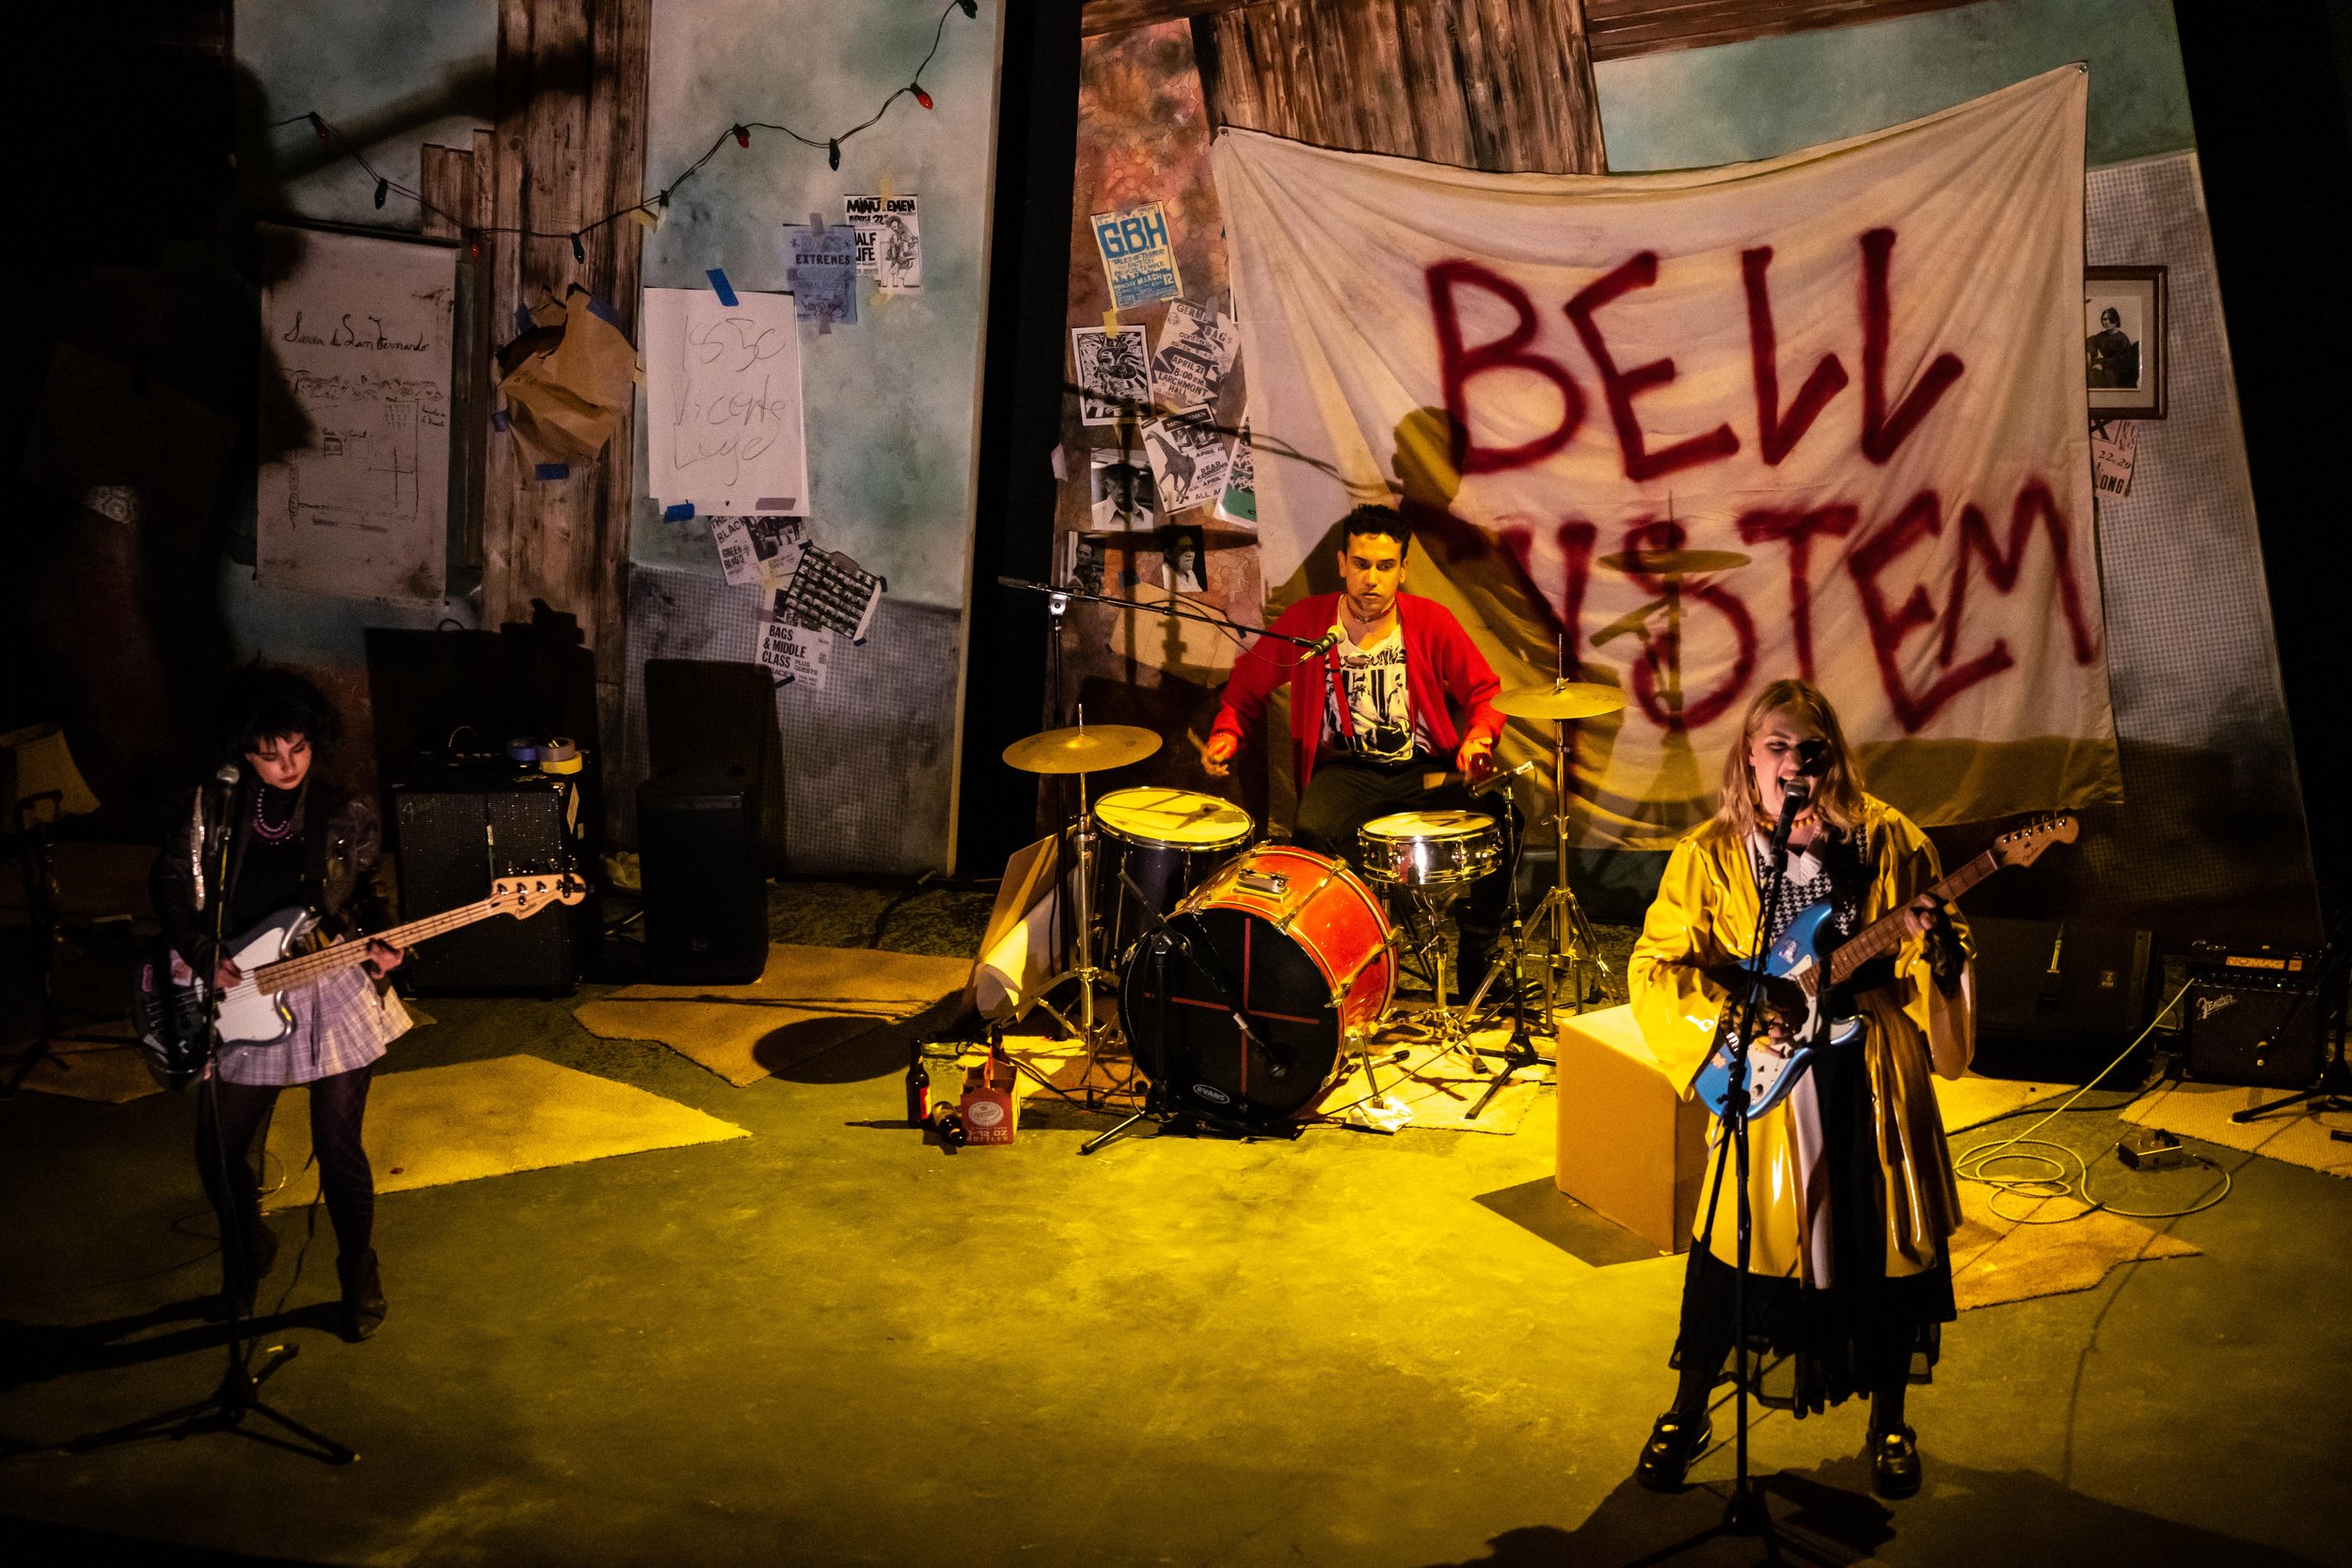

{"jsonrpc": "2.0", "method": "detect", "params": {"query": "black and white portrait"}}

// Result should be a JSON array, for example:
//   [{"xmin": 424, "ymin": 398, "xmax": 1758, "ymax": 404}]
[
  {"xmin": 1156, "ymin": 525, "xmax": 1206, "ymax": 595},
  {"xmin": 1089, "ymin": 449, "xmax": 1157, "ymax": 531},
  {"xmin": 2084, "ymin": 266, "xmax": 2168, "ymax": 419},
  {"xmin": 2084, "ymin": 299, "xmax": 2141, "ymax": 389}
]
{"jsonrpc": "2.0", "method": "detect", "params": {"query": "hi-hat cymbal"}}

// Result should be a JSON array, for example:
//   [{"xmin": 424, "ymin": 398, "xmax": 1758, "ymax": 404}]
[
  {"xmin": 1002, "ymin": 724, "xmax": 1163, "ymax": 775},
  {"xmin": 1493, "ymin": 682, "xmax": 1629, "ymax": 721},
  {"xmin": 1597, "ymin": 548, "xmax": 1750, "ymax": 577}
]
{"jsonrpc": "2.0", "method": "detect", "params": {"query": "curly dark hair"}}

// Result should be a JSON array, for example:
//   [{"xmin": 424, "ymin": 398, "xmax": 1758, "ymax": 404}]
[
  {"xmin": 1339, "ymin": 502, "xmax": 1412, "ymax": 557},
  {"xmin": 214, "ymin": 666, "xmax": 342, "ymax": 763}
]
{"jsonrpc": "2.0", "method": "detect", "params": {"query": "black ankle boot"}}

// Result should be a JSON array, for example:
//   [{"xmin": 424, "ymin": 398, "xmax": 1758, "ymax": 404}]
[
  {"xmin": 337, "ymin": 1249, "xmax": 387, "ymax": 1342},
  {"xmin": 1868, "ymin": 1423, "xmax": 1922, "ymax": 1499},
  {"xmin": 1635, "ymin": 1410, "xmax": 1712, "ymax": 1492}
]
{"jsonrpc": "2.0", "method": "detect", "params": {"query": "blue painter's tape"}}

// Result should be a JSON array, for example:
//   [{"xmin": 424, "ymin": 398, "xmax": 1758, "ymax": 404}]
[
  {"xmin": 706, "ymin": 268, "xmax": 739, "ymax": 307},
  {"xmin": 491, "ymin": 408, "xmax": 510, "ymax": 433},
  {"xmin": 534, "ymin": 463, "xmax": 570, "ymax": 481},
  {"xmin": 586, "ymin": 294, "xmax": 622, "ymax": 327},
  {"xmin": 662, "ymin": 501, "xmax": 695, "ymax": 522}
]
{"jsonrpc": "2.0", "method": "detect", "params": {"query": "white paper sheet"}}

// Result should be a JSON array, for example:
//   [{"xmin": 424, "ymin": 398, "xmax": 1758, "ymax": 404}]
[{"xmin": 643, "ymin": 287, "xmax": 810, "ymax": 514}]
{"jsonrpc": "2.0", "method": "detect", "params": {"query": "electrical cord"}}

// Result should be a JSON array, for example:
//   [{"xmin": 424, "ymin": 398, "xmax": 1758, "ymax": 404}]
[{"xmin": 1954, "ymin": 976, "xmax": 2233, "ymax": 1223}]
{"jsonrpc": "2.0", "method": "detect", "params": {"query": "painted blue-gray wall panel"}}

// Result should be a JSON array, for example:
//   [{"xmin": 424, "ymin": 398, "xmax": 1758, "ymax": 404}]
[
  {"xmin": 634, "ymin": 0, "xmax": 1005, "ymax": 612},
  {"xmin": 617, "ymin": 564, "xmax": 961, "ymax": 873},
  {"xmin": 236, "ymin": 0, "xmax": 497, "ymax": 231},
  {"xmin": 1595, "ymin": 0, "xmax": 2193, "ymax": 172}
]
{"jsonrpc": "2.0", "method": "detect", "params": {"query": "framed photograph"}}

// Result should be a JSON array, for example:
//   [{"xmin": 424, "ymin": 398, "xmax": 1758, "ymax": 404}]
[{"xmin": 2084, "ymin": 265, "xmax": 2168, "ymax": 419}]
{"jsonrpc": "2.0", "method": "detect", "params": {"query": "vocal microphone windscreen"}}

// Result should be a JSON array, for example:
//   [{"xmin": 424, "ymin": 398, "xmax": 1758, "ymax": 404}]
[
  {"xmin": 1304, "ymin": 626, "xmax": 1345, "ymax": 657},
  {"xmin": 213, "ymin": 764, "xmax": 243, "ymax": 787}
]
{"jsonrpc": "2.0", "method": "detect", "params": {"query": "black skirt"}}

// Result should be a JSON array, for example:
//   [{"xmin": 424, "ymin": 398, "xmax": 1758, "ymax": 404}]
[{"xmin": 1669, "ymin": 1031, "xmax": 1956, "ymax": 1418}]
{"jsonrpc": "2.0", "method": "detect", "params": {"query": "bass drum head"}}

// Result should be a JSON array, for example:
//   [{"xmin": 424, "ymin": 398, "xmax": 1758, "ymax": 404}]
[{"xmin": 1120, "ymin": 906, "xmax": 1344, "ymax": 1130}]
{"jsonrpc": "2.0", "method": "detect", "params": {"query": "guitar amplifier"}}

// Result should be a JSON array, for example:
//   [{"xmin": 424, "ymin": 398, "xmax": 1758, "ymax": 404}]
[
  {"xmin": 637, "ymin": 773, "xmax": 768, "ymax": 984},
  {"xmin": 2184, "ymin": 944, "xmax": 2333, "ymax": 1089},
  {"xmin": 394, "ymin": 768, "xmax": 591, "ymax": 994}
]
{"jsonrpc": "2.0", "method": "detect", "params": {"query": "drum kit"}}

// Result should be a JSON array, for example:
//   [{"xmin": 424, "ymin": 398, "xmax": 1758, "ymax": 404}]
[{"xmin": 997, "ymin": 671, "xmax": 1634, "ymax": 1144}]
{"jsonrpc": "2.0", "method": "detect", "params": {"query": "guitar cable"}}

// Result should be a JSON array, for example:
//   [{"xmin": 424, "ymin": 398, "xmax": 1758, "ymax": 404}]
[{"xmin": 1954, "ymin": 976, "xmax": 2234, "ymax": 1224}]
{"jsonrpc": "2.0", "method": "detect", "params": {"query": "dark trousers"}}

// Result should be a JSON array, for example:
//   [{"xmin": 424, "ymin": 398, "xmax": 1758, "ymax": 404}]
[
  {"xmin": 196, "ymin": 1064, "xmax": 376, "ymax": 1270},
  {"xmin": 1293, "ymin": 755, "xmax": 1515, "ymax": 942}
]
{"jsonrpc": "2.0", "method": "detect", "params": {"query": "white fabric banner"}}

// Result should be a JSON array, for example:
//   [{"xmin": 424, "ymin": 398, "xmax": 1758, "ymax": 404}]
[{"xmin": 1213, "ymin": 67, "xmax": 2119, "ymax": 845}]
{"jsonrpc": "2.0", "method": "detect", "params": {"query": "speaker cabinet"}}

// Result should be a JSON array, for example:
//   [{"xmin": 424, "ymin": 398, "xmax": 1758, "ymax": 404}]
[
  {"xmin": 2185, "ymin": 978, "xmax": 2330, "ymax": 1088},
  {"xmin": 394, "ymin": 771, "xmax": 590, "ymax": 994},
  {"xmin": 637, "ymin": 774, "xmax": 768, "ymax": 984},
  {"xmin": 1969, "ymin": 916, "xmax": 2160, "ymax": 1080},
  {"xmin": 643, "ymin": 658, "xmax": 787, "ymax": 868}
]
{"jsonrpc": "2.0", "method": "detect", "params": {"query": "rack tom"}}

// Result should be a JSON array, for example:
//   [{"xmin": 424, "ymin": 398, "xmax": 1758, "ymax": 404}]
[{"xmin": 1092, "ymin": 787, "xmax": 1254, "ymax": 957}]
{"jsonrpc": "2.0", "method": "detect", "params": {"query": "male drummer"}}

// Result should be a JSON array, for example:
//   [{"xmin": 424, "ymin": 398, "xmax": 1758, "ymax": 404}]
[{"xmin": 1202, "ymin": 503, "xmax": 1512, "ymax": 980}]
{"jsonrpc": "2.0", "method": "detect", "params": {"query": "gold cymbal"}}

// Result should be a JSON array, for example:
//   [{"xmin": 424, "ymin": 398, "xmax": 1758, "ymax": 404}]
[
  {"xmin": 1492, "ymin": 682, "xmax": 1629, "ymax": 721},
  {"xmin": 1597, "ymin": 548, "xmax": 1750, "ymax": 577},
  {"xmin": 1002, "ymin": 724, "xmax": 1163, "ymax": 775}
]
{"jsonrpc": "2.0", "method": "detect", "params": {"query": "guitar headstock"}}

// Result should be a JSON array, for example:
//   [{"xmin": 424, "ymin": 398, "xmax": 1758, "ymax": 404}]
[
  {"xmin": 489, "ymin": 872, "xmax": 590, "ymax": 918},
  {"xmin": 1991, "ymin": 812, "xmax": 2078, "ymax": 869}
]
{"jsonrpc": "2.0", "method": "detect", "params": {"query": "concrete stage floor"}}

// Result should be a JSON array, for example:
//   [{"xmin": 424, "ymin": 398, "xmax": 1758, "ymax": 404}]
[{"xmin": 2, "ymin": 878, "xmax": 2347, "ymax": 1566}]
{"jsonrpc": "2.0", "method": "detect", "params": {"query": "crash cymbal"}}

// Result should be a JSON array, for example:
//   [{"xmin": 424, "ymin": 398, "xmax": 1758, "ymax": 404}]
[
  {"xmin": 1597, "ymin": 548, "xmax": 1750, "ymax": 577},
  {"xmin": 1492, "ymin": 682, "xmax": 1629, "ymax": 721},
  {"xmin": 1002, "ymin": 724, "xmax": 1163, "ymax": 775}
]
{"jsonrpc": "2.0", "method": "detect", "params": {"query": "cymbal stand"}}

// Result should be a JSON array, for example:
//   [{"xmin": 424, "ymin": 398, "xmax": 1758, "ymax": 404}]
[
  {"xmin": 1526, "ymin": 705, "xmax": 1613, "ymax": 1014},
  {"xmin": 1029, "ymin": 752, "xmax": 1122, "ymax": 1100},
  {"xmin": 1457, "ymin": 787, "xmax": 1551, "ymax": 1120},
  {"xmin": 1385, "ymin": 884, "xmax": 1492, "ymax": 1076}
]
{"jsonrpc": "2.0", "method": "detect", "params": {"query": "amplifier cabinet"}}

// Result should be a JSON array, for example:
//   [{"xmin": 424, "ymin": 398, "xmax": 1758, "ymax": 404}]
[
  {"xmin": 2185, "ymin": 977, "xmax": 2331, "ymax": 1089},
  {"xmin": 394, "ymin": 770, "xmax": 590, "ymax": 994},
  {"xmin": 637, "ymin": 774, "xmax": 768, "ymax": 984}
]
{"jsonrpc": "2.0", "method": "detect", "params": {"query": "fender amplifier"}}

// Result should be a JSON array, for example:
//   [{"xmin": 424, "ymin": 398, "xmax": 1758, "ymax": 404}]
[
  {"xmin": 637, "ymin": 774, "xmax": 768, "ymax": 984},
  {"xmin": 2184, "ymin": 944, "xmax": 2332, "ymax": 1089}
]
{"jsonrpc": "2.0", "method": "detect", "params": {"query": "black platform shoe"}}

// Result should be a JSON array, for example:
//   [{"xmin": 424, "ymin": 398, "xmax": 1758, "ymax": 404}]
[
  {"xmin": 1636, "ymin": 1411, "xmax": 1712, "ymax": 1492},
  {"xmin": 1869, "ymin": 1424, "xmax": 1922, "ymax": 1499},
  {"xmin": 337, "ymin": 1249, "xmax": 387, "ymax": 1342}
]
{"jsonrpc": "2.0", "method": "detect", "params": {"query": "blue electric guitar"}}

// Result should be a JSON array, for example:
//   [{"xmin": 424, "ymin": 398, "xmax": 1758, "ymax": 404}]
[{"xmin": 1692, "ymin": 813, "xmax": 2076, "ymax": 1118}]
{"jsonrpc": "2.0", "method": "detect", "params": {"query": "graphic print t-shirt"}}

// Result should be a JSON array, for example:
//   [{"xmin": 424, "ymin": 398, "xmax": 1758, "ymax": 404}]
[{"xmin": 1322, "ymin": 621, "xmax": 1422, "ymax": 763}]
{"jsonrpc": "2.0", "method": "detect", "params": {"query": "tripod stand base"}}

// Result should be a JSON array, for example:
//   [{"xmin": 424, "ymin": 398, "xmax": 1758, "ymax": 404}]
[{"xmin": 69, "ymin": 1343, "xmax": 358, "ymax": 1465}]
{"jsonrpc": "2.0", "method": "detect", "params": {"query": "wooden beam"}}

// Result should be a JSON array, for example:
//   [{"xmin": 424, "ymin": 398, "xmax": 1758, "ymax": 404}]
[
  {"xmin": 1581, "ymin": 0, "xmax": 1980, "ymax": 61},
  {"xmin": 1084, "ymin": 0, "xmax": 1264, "ymax": 39},
  {"xmin": 483, "ymin": 0, "xmax": 649, "ymax": 733}
]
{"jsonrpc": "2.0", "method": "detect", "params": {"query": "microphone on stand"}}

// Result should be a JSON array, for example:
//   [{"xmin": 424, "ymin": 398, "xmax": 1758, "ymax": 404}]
[
  {"xmin": 1468, "ymin": 759, "xmax": 1535, "ymax": 799},
  {"xmin": 1302, "ymin": 626, "xmax": 1345, "ymax": 657},
  {"xmin": 1767, "ymin": 773, "xmax": 1814, "ymax": 860}
]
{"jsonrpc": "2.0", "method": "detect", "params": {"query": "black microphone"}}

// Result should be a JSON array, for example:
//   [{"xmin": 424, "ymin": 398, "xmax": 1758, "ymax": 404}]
[
  {"xmin": 1768, "ymin": 773, "xmax": 1813, "ymax": 859},
  {"xmin": 1469, "ymin": 759, "xmax": 1534, "ymax": 799},
  {"xmin": 210, "ymin": 764, "xmax": 241, "ymax": 795},
  {"xmin": 1303, "ymin": 626, "xmax": 1345, "ymax": 657}
]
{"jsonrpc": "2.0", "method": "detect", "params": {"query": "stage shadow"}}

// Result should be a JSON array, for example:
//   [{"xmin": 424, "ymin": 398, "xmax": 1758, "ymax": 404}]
[
  {"xmin": 1420, "ymin": 1458, "xmax": 2328, "ymax": 1568},
  {"xmin": 0, "ymin": 1299, "xmax": 342, "ymax": 1391},
  {"xmin": 761, "ymin": 1002, "xmax": 966, "ymax": 1085},
  {"xmin": 1474, "ymin": 1177, "xmax": 1667, "ymax": 1269}
]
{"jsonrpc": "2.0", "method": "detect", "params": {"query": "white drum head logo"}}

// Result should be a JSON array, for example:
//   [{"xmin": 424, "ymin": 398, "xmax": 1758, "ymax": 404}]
[
  {"xmin": 964, "ymin": 1100, "xmax": 1007, "ymax": 1129},
  {"xmin": 1192, "ymin": 1084, "xmax": 1232, "ymax": 1104}
]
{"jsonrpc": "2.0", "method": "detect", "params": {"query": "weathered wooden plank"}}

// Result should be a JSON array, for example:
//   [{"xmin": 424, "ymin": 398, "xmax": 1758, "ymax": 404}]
[
  {"xmin": 1085, "ymin": 0, "xmax": 1266, "ymax": 37},
  {"xmin": 1583, "ymin": 0, "xmax": 1977, "ymax": 60},
  {"xmin": 1196, "ymin": 0, "xmax": 1605, "ymax": 174}
]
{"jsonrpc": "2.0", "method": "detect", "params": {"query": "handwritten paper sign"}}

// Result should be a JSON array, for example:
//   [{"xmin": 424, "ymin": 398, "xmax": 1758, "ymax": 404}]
[
  {"xmin": 643, "ymin": 288, "xmax": 809, "ymax": 515},
  {"xmin": 255, "ymin": 224, "xmax": 454, "ymax": 605}
]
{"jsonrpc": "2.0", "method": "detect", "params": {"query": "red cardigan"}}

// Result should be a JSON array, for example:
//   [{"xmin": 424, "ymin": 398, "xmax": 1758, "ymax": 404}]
[{"xmin": 1209, "ymin": 592, "xmax": 1504, "ymax": 793}]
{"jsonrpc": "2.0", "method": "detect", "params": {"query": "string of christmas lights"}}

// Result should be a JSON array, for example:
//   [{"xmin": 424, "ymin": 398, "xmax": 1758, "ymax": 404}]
[{"xmin": 266, "ymin": 0, "xmax": 978, "ymax": 259}]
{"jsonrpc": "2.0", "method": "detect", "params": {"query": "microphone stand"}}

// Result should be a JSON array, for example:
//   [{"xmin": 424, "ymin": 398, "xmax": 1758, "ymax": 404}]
[
  {"xmin": 1645, "ymin": 777, "xmax": 1829, "ymax": 1567},
  {"xmin": 73, "ymin": 772, "xmax": 357, "ymax": 1465},
  {"xmin": 996, "ymin": 575, "xmax": 1330, "ymax": 654}
]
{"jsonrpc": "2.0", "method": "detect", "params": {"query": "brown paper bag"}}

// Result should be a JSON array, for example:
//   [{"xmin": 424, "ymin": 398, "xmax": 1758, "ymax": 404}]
[{"xmin": 498, "ymin": 288, "xmax": 637, "ymax": 468}]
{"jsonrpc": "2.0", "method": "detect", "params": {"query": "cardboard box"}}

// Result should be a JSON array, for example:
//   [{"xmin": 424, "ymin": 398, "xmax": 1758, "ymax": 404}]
[
  {"xmin": 959, "ymin": 1053, "xmax": 1020, "ymax": 1146},
  {"xmin": 1554, "ymin": 1005, "xmax": 1711, "ymax": 1254}
]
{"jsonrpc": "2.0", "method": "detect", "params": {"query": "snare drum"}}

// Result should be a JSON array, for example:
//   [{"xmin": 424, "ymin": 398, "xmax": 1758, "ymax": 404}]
[
  {"xmin": 1357, "ymin": 810, "xmax": 1501, "ymax": 887},
  {"xmin": 1121, "ymin": 845, "xmax": 1394, "ymax": 1131},
  {"xmin": 1092, "ymin": 787, "xmax": 1254, "ymax": 957}
]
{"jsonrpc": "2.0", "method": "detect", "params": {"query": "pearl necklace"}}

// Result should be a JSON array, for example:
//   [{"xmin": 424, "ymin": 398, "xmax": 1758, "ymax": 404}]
[{"xmin": 252, "ymin": 786, "xmax": 299, "ymax": 843}]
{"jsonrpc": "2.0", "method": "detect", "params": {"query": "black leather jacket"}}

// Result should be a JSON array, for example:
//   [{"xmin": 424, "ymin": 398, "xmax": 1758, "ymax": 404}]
[{"xmin": 151, "ymin": 776, "xmax": 390, "ymax": 974}]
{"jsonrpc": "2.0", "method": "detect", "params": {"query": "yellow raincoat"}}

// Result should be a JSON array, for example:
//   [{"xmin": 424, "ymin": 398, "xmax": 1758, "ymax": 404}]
[{"xmin": 1629, "ymin": 796, "xmax": 1975, "ymax": 1281}]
